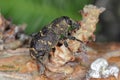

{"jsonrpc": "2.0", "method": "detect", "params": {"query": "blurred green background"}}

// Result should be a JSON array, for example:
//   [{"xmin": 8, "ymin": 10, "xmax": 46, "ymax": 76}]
[{"xmin": 0, "ymin": 0, "xmax": 92, "ymax": 34}]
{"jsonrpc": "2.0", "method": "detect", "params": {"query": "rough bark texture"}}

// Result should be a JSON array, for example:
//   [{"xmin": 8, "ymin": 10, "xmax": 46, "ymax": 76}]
[{"xmin": 0, "ymin": 5, "xmax": 120, "ymax": 80}]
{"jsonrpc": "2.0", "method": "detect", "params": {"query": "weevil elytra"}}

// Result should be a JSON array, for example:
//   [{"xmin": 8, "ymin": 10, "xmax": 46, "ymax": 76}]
[{"xmin": 30, "ymin": 16, "xmax": 80, "ymax": 74}]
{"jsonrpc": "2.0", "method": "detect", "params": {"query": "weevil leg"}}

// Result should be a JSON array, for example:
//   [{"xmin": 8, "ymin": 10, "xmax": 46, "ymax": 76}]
[
  {"xmin": 36, "ymin": 51, "xmax": 46, "ymax": 75},
  {"xmin": 67, "ymin": 35, "xmax": 87, "ymax": 52},
  {"xmin": 39, "ymin": 64, "xmax": 45, "ymax": 75},
  {"xmin": 37, "ymin": 51, "xmax": 50, "ymax": 75},
  {"xmin": 43, "ymin": 51, "xmax": 49, "ymax": 63},
  {"xmin": 67, "ymin": 35, "xmax": 83, "ymax": 43},
  {"xmin": 36, "ymin": 59, "xmax": 45, "ymax": 75},
  {"xmin": 64, "ymin": 40, "xmax": 68, "ymax": 47},
  {"xmin": 59, "ymin": 35, "xmax": 68, "ymax": 47}
]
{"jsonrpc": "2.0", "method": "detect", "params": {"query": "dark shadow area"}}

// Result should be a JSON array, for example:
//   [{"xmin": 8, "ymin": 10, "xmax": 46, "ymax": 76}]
[{"xmin": 94, "ymin": 0, "xmax": 120, "ymax": 42}]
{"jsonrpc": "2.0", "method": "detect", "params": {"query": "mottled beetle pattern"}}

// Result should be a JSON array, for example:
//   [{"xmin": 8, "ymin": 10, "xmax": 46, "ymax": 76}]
[{"xmin": 30, "ymin": 16, "xmax": 80, "ymax": 74}]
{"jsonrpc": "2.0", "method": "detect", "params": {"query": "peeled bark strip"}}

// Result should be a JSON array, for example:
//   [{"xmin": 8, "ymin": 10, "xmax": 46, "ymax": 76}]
[{"xmin": 73, "ymin": 5, "xmax": 105, "ymax": 42}]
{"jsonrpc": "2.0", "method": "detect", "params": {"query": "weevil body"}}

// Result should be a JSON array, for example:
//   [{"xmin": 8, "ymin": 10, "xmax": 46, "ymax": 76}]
[{"xmin": 30, "ymin": 16, "xmax": 80, "ymax": 74}]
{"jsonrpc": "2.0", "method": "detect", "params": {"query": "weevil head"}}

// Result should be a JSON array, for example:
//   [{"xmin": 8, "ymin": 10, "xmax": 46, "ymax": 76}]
[
  {"xmin": 63, "ymin": 16, "xmax": 80, "ymax": 30},
  {"xmin": 51, "ymin": 16, "xmax": 80, "ymax": 35}
]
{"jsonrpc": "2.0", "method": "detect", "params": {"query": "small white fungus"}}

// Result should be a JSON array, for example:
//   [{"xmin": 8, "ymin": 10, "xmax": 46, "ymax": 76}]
[
  {"xmin": 86, "ymin": 58, "xmax": 120, "ymax": 80},
  {"xmin": 90, "ymin": 58, "xmax": 108, "ymax": 71},
  {"xmin": 88, "ymin": 70, "xmax": 101, "ymax": 78}
]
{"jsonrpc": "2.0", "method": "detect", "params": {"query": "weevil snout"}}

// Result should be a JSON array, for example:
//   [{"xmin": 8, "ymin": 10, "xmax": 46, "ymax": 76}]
[
  {"xmin": 64, "ymin": 16, "xmax": 80, "ymax": 29},
  {"xmin": 71, "ymin": 21, "xmax": 80, "ymax": 29}
]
